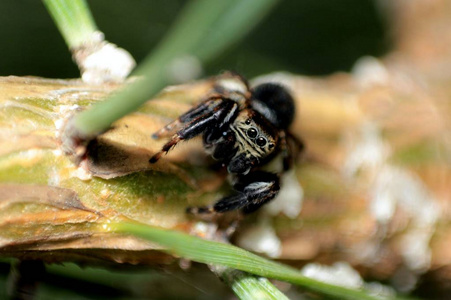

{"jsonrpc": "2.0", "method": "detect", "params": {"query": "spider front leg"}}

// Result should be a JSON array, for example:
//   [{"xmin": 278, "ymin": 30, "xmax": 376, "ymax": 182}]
[
  {"xmin": 151, "ymin": 95, "xmax": 224, "ymax": 139},
  {"xmin": 187, "ymin": 171, "xmax": 280, "ymax": 215},
  {"xmin": 150, "ymin": 100, "xmax": 238, "ymax": 163}
]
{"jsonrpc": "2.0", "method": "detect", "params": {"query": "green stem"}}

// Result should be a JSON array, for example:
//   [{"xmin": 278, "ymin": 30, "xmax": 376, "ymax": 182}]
[
  {"xmin": 73, "ymin": 72, "xmax": 165, "ymax": 136},
  {"xmin": 72, "ymin": 0, "xmax": 233, "ymax": 137},
  {"xmin": 220, "ymin": 268, "xmax": 289, "ymax": 300},
  {"xmin": 133, "ymin": 0, "xmax": 233, "ymax": 76},
  {"xmin": 42, "ymin": 0, "xmax": 98, "ymax": 48},
  {"xmin": 111, "ymin": 222, "xmax": 395, "ymax": 300},
  {"xmin": 70, "ymin": 0, "xmax": 279, "ymax": 138},
  {"xmin": 196, "ymin": 0, "xmax": 280, "ymax": 63}
]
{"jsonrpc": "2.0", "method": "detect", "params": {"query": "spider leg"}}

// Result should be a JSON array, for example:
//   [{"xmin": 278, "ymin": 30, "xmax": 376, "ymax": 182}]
[
  {"xmin": 187, "ymin": 171, "xmax": 280, "ymax": 214},
  {"xmin": 179, "ymin": 95, "xmax": 223, "ymax": 123},
  {"xmin": 150, "ymin": 100, "xmax": 238, "ymax": 163},
  {"xmin": 203, "ymin": 101, "xmax": 239, "ymax": 146},
  {"xmin": 280, "ymin": 131, "xmax": 304, "ymax": 171},
  {"xmin": 151, "ymin": 95, "xmax": 223, "ymax": 139},
  {"xmin": 227, "ymin": 153, "xmax": 258, "ymax": 175},
  {"xmin": 210, "ymin": 130, "xmax": 237, "ymax": 161},
  {"xmin": 151, "ymin": 120, "xmax": 182, "ymax": 140}
]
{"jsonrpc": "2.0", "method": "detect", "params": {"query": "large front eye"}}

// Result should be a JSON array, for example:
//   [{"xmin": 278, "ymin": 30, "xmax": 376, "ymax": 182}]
[
  {"xmin": 246, "ymin": 127, "xmax": 258, "ymax": 138},
  {"xmin": 256, "ymin": 136, "xmax": 267, "ymax": 147}
]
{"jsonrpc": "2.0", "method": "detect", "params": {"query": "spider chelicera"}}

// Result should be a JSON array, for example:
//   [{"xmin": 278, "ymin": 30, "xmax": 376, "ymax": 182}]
[{"xmin": 150, "ymin": 72, "xmax": 303, "ymax": 214}]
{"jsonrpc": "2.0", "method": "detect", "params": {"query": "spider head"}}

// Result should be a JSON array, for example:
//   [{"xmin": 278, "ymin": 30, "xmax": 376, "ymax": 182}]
[
  {"xmin": 228, "ymin": 111, "xmax": 278, "ymax": 174},
  {"xmin": 251, "ymin": 83, "xmax": 295, "ymax": 130}
]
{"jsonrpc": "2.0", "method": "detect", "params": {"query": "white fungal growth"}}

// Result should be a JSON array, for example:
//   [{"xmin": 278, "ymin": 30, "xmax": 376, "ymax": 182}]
[
  {"xmin": 54, "ymin": 104, "xmax": 80, "ymax": 133},
  {"xmin": 236, "ymin": 219, "xmax": 282, "ymax": 258},
  {"xmin": 301, "ymin": 262, "xmax": 364, "ymax": 289},
  {"xmin": 71, "ymin": 160, "xmax": 93, "ymax": 181},
  {"xmin": 342, "ymin": 120, "xmax": 440, "ymax": 275},
  {"xmin": 81, "ymin": 43, "xmax": 136, "ymax": 84},
  {"xmin": 352, "ymin": 56, "xmax": 389, "ymax": 88},
  {"xmin": 73, "ymin": 32, "xmax": 136, "ymax": 84},
  {"xmin": 237, "ymin": 160, "xmax": 303, "ymax": 258},
  {"xmin": 191, "ymin": 221, "xmax": 218, "ymax": 239},
  {"xmin": 264, "ymin": 169, "xmax": 304, "ymax": 218},
  {"xmin": 370, "ymin": 165, "xmax": 440, "ymax": 226},
  {"xmin": 342, "ymin": 122, "xmax": 389, "ymax": 179},
  {"xmin": 301, "ymin": 262, "xmax": 396, "ymax": 298},
  {"xmin": 400, "ymin": 229, "xmax": 434, "ymax": 272}
]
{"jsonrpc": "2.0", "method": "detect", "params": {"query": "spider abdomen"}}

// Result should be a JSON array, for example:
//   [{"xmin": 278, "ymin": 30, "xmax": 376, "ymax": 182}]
[{"xmin": 251, "ymin": 83, "xmax": 295, "ymax": 130}]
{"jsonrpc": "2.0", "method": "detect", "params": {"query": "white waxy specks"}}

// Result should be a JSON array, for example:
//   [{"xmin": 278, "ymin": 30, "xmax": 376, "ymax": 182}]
[
  {"xmin": 400, "ymin": 228, "xmax": 436, "ymax": 272},
  {"xmin": 237, "ymin": 159, "xmax": 303, "ymax": 258},
  {"xmin": 54, "ymin": 118, "xmax": 66, "ymax": 134},
  {"xmin": 47, "ymin": 167, "xmax": 60, "ymax": 186},
  {"xmin": 342, "ymin": 120, "xmax": 440, "ymax": 286},
  {"xmin": 264, "ymin": 169, "xmax": 303, "ymax": 218},
  {"xmin": 301, "ymin": 262, "xmax": 396, "ymax": 298},
  {"xmin": 100, "ymin": 189, "xmax": 111, "ymax": 199},
  {"xmin": 370, "ymin": 165, "xmax": 439, "ymax": 233},
  {"xmin": 352, "ymin": 55, "xmax": 424, "ymax": 94},
  {"xmin": 71, "ymin": 160, "xmax": 92, "ymax": 181},
  {"xmin": 191, "ymin": 221, "xmax": 218, "ymax": 240},
  {"xmin": 236, "ymin": 218, "xmax": 282, "ymax": 258},
  {"xmin": 73, "ymin": 31, "xmax": 136, "ymax": 84},
  {"xmin": 51, "ymin": 149, "xmax": 62, "ymax": 157},
  {"xmin": 352, "ymin": 56, "xmax": 389, "ymax": 88},
  {"xmin": 301, "ymin": 262, "xmax": 364, "ymax": 289},
  {"xmin": 54, "ymin": 105, "xmax": 80, "ymax": 135},
  {"xmin": 81, "ymin": 43, "xmax": 135, "ymax": 84},
  {"xmin": 365, "ymin": 282, "xmax": 397, "ymax": 299},
  {"xmin": 343, "ymin": 122, "xmax": 389, "ymax": 179}
]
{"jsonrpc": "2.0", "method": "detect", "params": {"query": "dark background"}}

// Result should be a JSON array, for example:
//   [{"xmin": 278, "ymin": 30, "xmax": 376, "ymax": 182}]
[{"xmin": 0, "ymin": 0, "xmax": 388, "ymax": 79}]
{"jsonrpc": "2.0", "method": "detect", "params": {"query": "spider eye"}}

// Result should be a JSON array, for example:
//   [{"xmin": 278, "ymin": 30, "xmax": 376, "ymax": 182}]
[
  {"xmin": 256, "ymin": 137, "xmax": 267, "ymax": 147},
  {"xmin": 246, "ymin": 127, "xmax": 258, "ymax": 138},
  {"xmin": 268, "ymin": 143, "xmax": 274, "ymax": 149},
  {"xmin": 245, "ymin": 119, "xmax": 251, "ymax": 125}
]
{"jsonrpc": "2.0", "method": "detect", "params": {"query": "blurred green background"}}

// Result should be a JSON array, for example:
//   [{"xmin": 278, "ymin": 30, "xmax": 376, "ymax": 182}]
[{"xmin": 0, "ymin": 0, "xmax": 388, "ymax": 79}]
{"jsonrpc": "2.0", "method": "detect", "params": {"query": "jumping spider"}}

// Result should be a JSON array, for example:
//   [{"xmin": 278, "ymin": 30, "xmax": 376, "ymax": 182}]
[{"xmin": 150, "ymin": 72, "xmax": 303, "ymax": 214}]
